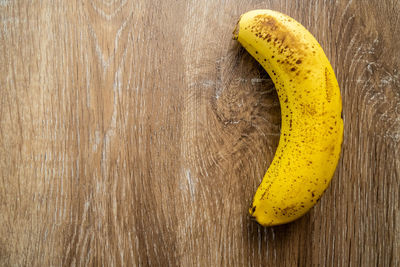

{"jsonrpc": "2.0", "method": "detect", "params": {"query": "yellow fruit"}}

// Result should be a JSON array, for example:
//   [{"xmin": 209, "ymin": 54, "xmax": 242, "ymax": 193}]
[{"xmin": 233, "ymin": 9, "xmax": 343, "ymax": 226}]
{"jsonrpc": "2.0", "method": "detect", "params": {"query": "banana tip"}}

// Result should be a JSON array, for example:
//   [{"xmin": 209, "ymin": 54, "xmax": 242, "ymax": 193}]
[{"xmin": 232, "ymin": 16, "xmax": 242, "ymax": 40}]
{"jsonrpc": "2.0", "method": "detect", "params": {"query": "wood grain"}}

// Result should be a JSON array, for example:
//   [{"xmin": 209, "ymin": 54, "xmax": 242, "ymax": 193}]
[{"xmin": 1, "ymin": 0, "xmax": 399, "ymax": 266}]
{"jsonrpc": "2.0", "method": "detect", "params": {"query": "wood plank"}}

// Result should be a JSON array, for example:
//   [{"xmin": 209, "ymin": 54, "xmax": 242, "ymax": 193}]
[{"xmin": 0, "ymin": 0, "xmax": 399, "ymax": 266}]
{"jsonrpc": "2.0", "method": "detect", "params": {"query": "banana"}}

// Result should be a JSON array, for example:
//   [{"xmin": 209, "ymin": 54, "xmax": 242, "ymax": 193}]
[{"xmin": 233, "ymin": 10, "xmax": 343, "ymax": 226}]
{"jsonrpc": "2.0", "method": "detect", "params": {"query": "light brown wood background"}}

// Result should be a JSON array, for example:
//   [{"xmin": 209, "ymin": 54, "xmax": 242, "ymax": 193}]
[{"xmin": 1, "ymin": 0, "xmax": 399, "ymax": 266}]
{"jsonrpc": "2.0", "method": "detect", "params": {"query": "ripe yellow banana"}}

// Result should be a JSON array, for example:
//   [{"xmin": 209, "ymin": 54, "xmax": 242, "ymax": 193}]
[{"xmin": 233, "ymin": 10, "xmax": 343, "ymax": 226}]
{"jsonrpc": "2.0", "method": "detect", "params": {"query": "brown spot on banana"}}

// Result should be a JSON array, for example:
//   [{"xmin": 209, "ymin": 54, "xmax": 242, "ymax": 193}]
[
  {"xmin": 251, "ymin": 15, "xmax": 309, "ymax": 57},
  {"xmin": 325, "ymin": 67, "xmax": 334, "ymax": 103}
]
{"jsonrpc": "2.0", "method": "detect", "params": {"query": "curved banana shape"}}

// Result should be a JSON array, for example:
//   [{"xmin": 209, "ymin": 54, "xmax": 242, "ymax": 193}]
[{"xmin": 233, "ymin": 10, "xmax": 343, "ymax": 226}]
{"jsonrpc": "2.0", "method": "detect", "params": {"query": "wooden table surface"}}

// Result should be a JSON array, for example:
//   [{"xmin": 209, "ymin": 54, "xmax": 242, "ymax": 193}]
[{"xmin": 1, "ymin": 0, "xmax": 399, "ymax": 266}]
